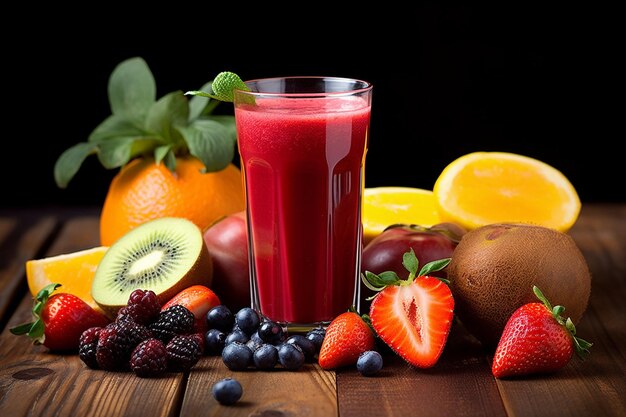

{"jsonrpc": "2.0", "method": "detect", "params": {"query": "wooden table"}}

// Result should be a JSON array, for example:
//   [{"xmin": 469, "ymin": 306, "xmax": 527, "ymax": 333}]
[{"xmin": 1, "ymin": 205, "xmax": 625, "ymax": 417}]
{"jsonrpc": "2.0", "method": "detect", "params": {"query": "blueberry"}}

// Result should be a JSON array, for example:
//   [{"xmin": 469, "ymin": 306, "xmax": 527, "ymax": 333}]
[
  {"xmin": 212, "ymin": 378, "xmax": 243, "ymax": 405},
  {"xmin": 225, "ymin": 329, "xmax": 249, "ymax": 345},
  {"xmin": 306, "ymin": 327, "xmax": 326, "ymax": 353},
  {"xmin": 235, "ymin": 308, "xmax": 261, "ymax": 336},
  {"xmin": 258, "ymin": 320, "xmax": 284, "ymax": 344},
  {"xmin": 246, "ymin": 337, "xmax": 264, "ymax": 353},
  {"xmin": 277, "ymin": 343, "xmax": 305, "ymax": 370},
  {"xmin": 253, "ymin": 344, "xmax": 278, "ymax": 370},
  {"xmin": 222, "ymin": 342, "xmax": 253, "ymax": 371},
  {"xmin": 356, "ymin": 351, "xmax": 383, "ymax": 376},
  {"xmin": 204, "ymin": 329, "xmax": 226, "ymax": 356},
  {"xmin": 286, "ymin": 335, "xmax": 316, "ymax": 362},
  {"xmin": 206, "ymin": 305, "xmax": 235, "ymax": 332}
]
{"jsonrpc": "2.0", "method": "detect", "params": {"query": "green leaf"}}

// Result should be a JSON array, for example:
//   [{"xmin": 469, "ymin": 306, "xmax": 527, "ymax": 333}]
[
  {"xmin": 28, "ymin": 319, "xmax": 45, "ymax": 344},
  {"xmin": 108, "ymin": 57, "xmax": 156, "ymax": 121},
  {"xmin": 145, "ymin": 91, "xmax": 190, "ymax": 141},
  {"xmin": 177, "ymin": 119, "xmax": 235, "ymax": 172},
  {"xmin": 54, "ymin": 143, "xmax": 98, "ymax": 188},
  {"xmin": 210, "ymin": 71, "xmax": 249, "ymax": 102},
  {"xmin": 188, "ymin": 82, "xmax": 213, "ymax": 121},
  {"xmin": 402, "ymin": 249, "xmax": 420, "ymax": 277},
  {"xmin": 36, "ymin": 283, "xmax": 61, "ymax": 300},
  {"xmin": 154, "ymin": 145, "xmax": 172, "ymax": 165},
  {"xmin": 97, "ymin": 137, "xmax": 158, "ymax": 169},
  {"xmin": 377, "ymin": 271, "xmax": 402, "ymax": 286},
  {"xmin": 88, "ymin": 114, "xmax": 146, "ymax": 143},
  {"xmin": 9, "ymin": 322, "xmax": 34, "ymax": 336},
  {"xmin": 418, "ymin": 258, "xmax": 451, "ymax": 278},
  {"xmin": 205, "ymin": 115, "xmax": 237, "ymax": 143},
  {"xmin": 532, "ymin": 285, "xmax": 552, "ymax": 310},
  {"xmin": 163, "ymin": 149, "xmax": 177, "ymax": 172}
]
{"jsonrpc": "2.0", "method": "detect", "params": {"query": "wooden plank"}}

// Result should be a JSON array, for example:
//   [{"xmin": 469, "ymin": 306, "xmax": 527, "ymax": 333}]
[
  {"xmin": 0, "ymin": 214, "xmax": 57, "ymax": 327},
  {"xmin": 337, "ymin": 322, "xmax": 507, "ymax": 417},
  {"xmin": 182, "ymin": 357, "xmax": 338, "ymax": 416},
  {"xmin": 494, "ymin": 204, "xmax": 626, "ymax": 417},
  {"xmin": 0, "ymin": 214, "xmax": 186, "ymax": 417}
]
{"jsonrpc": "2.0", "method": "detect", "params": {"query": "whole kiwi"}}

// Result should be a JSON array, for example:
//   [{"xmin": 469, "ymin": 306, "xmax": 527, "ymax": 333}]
[{"xmin": 447, "ymin": 223, "xmax": 591, "ymax": 349}]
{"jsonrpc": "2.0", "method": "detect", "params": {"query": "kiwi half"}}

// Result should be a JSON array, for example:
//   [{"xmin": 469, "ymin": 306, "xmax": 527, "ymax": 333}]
[{"xmin": 92, "ymin": 217, "xmax": 212, "ymax": 318}]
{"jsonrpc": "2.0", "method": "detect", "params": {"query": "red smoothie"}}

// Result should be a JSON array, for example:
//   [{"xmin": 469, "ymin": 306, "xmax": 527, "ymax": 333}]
[{"xmin": 236, "ymin": 96, "xmax": 371, "ymax": 324}]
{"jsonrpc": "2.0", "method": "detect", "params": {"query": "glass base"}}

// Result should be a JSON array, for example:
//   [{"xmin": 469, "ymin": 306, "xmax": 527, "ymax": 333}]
[{"xmin": 278, "ymin": 320, "xmax": 331, "ymax": 334}]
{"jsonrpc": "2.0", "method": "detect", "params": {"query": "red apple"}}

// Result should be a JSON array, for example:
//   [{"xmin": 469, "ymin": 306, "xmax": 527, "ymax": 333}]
[
  {"xmin": 359, "ymin": 222, "xmax": 465, "ymax": 311},
  {"xmin": 203, "ymin": 211, "xmax": 250, "ymax": 312}
]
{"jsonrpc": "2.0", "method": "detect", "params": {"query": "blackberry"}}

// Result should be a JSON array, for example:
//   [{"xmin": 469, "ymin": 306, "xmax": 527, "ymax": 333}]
[
  {"xmin": 149, "ymin": 305, "xmax": 195, "ymax": 344},
  {"xmin": 130, "ymin": 338, "xmax": 168, "ymax": 377},
  {"xmin": 357, "ymin": 351, "xmax": 383, "ymax": 376},
  {"xmin": 116, "ymin": 289, "xmax": 160, "ymax": 325},
  {"xmin": 206, "ymin": 305, "xmax": 235, "ymax": 332},
  {"xmin": 235, "ymin": 307, "xmax": 260, "ymax": 336},
  {"xmin": 96, "ymin": 321, "xmax": 152, "ymax": 370},
  {"xmin": 222, "ymin": 342, "xmax": 252, "ymax": 371},
  {"xmin": 305, "ymin": 327, "xmax": 326, "ymax": 353},
  {"xmin": 286, "ymin": 335, "xmax": 316, "ymax": 362},
  {"xmin": 212, "ymin": 378, "xmax": 243, "ymax": 405},
  {"xmin": 204, "ymin": 329, "xmax": 226, "ymax": 355},
  {"xmin": 78, "ymin": 327, "xmax": 102, "ymax": 369},
  {"xmin": 278, "ymin": 343, "xmax": 305, "ymax": 371},
  {"xmin": 258, "ymin": 320, "xmax": 284, "ymax": 344},
  {"xmin": 253, "ymin": 344, "xmax": 278, "ymax": 370},
  {"xmin": 166, "ymin": 335, "xmax": 203, "ymax": 372}
]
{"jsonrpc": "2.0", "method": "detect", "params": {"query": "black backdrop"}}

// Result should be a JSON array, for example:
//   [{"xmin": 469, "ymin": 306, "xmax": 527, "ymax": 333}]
[{"xmin": 4, "ymin": 4, "xmax": 620, "ymax": 207}]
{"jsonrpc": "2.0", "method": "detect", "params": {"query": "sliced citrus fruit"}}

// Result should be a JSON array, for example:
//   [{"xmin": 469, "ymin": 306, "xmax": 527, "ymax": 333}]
[
  {"xmin": 362, "ymin": 187, "xmax": 440, "ymax": 244},
  {"xmin": 433, "ymin": 152, "xmax": 581, "ymax": 232},
  {"xmin": 26, "ymin": 246, "xmax": 109, "ymax": 313}
]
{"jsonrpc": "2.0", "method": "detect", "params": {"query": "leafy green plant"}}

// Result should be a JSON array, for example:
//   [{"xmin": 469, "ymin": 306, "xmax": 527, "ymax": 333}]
[{"xmin": 54, "ymin": 57, "xmax": 237, "ymax": 188}]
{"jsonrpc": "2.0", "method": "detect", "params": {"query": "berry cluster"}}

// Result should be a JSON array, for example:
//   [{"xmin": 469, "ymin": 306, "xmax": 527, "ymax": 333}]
[
  {"xmin": 78, "ymin": 289, "xmax": 203, "ymax": 377},
  {"xmin": 204, "ymin": 306, "xmax": 326, "ymax": 372}
]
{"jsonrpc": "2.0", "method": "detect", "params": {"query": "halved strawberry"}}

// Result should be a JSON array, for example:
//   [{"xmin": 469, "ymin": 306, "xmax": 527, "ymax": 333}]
[{"xmin": 364, "ymin": 249, "xmax": 453, "ymax": 368}]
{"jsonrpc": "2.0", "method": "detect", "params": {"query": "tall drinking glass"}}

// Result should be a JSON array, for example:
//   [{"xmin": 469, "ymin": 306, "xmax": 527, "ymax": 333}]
[{"xmin": 234, "ymin": 77, "xmax": 373, "ymax": 331}]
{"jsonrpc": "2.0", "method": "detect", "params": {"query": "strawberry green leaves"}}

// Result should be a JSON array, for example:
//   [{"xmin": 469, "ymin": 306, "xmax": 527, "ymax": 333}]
[
  {"xmin": 54, "ymin": 57, "xmax": 237, "ymax": 188},
  {"xmin": 10, "ymin": 283, "xmax": 61, "ymax": 344},
  {"xmin": 362, "ymin": 248, "xmax": 450, "ymax": 297}
]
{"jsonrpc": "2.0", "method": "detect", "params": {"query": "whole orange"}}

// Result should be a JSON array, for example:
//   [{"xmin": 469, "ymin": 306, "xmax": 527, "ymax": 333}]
[{"xmin": 100, "ymin": 156, "xmax": 245, "ymax": 246}]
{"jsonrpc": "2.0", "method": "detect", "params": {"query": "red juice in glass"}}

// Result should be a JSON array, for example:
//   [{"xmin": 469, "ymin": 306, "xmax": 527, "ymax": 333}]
[{"xmin": 234, "ymin": 77, "xmax": 372, "ymax": 327}]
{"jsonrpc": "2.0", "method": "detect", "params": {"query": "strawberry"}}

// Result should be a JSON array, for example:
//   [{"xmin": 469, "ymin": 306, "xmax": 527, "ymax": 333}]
[
  {"xmin": 318, "ymin": 308, "xmax": 375, "ymax": 370},
  {"xmin": 10, "ymin": 283, "xmax": 110, "ymax": 351},
  {"xmin": 492, "ymin": 285, "xmax": 592, "ymax": 378},
  {"xmin": 161, "ymin": 285, "xmax": 221, "ymax": 333},
  {"xmin": 364, "ymin": 249, "xmax": 453, "ymax": 368}
]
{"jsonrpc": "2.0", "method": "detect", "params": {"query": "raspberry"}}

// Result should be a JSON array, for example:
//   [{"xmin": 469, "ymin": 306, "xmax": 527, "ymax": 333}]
[
  {"xmin": 78, "ymin": 327, "xmax": 102, "ymax": 369},
  {"xmin": 166, "ymin": 335, "xmax": 203, "ymax": 372},
  {"xmin": 149, "ymin": 305, "xmax": 195, "ymax": 344},
  {"xmin": 117, "ymin": 289, "xmax": 160, "ymax": 325},
  {"xmin": 130, "ymin": 338, "xmax": 168, "ymax": 377},
  {"xmin": 96, "ymin": 321, "xmax": 152, "ymax": 370}
]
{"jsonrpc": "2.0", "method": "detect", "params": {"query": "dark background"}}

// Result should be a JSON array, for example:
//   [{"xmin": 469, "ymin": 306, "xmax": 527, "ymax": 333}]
[{"xmin": 3, "ymin": 4, "xmax": 621, "ymax": 208}]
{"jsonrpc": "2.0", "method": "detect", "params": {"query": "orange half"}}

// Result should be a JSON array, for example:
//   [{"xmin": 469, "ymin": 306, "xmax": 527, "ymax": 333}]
[
  {"xmin": 433, "ymin": 152, "xmax": 581, "ymax": 232},
  {"xmin": 26, "ymin": 246, "xmax": 109, "ymax": 313}
]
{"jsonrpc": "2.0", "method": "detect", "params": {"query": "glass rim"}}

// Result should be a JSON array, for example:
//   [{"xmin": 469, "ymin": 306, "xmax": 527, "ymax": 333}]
[{"xmin": 234, "ymin": 76, "xmax": 373, "ymax": 98}]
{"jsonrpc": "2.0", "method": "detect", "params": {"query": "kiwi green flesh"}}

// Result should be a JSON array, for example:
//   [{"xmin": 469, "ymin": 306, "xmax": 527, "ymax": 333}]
[{"xmin": 92, "ymin": 217, "xmax": 211, "ymax": 317}]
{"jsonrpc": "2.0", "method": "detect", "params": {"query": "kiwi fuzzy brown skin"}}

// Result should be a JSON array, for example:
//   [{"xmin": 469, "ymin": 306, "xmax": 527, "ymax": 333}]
[{"xmin": 447, "ymin": 223, "xmax": 591, "ymax": 349}]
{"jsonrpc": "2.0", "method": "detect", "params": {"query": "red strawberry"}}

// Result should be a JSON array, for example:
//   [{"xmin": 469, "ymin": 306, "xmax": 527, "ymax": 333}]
[
  {"xmin": 10, "ymin": 283, "xmax": 110, "ymax": 351},
  {"xmin": 364, "ymin": 249, "xmax": 453, "ymax": 368},
  {"xmin": 161, "ymin": 285, "xmax": 221, "ymax": 333},
  {"xmin": 318, "ymin": 309, "xmax": 375, "ymax": 370},
  {"xmin": 492, "ymin": 285, "xmax": 592, "ymax": 378}
]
